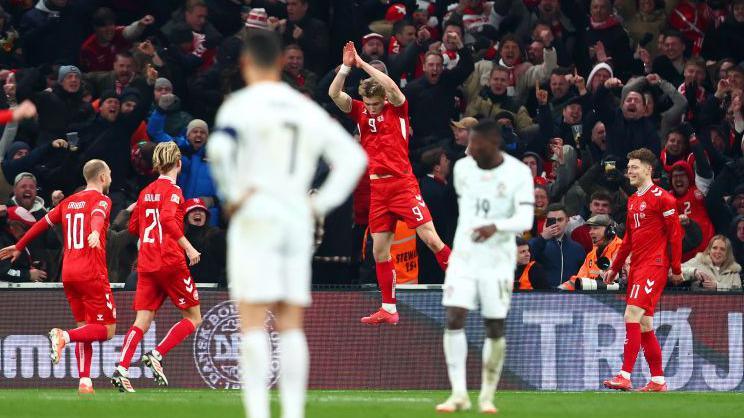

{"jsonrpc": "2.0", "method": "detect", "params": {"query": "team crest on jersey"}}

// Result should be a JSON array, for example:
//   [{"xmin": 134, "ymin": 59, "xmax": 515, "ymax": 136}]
[
  {"xmin": 639, "ymin": 202, "xmax": 647, "ymax": 212},
  {"xmin": 194, "ymin": 301, "xmax": 280, "ymax": 389},
  {"xmin": 497, "ymin": 182, "xmax": 506, "ymax": 198},
  {"xmin": 376, "ymin": 115, "xmax": 384, "ymax": 122}
]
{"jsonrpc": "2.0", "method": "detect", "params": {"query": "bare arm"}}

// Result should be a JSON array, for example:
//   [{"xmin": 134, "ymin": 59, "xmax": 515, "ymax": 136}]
[{"xmin": 328, "ymin": 42, "xmax": 354, "ymax": 113}]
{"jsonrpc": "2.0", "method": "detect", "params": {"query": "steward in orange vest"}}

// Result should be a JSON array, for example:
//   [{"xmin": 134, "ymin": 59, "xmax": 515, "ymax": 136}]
[
  {"xmin": 514, "ymin": 237, "xmax": 549, "ymax": 290},
  {"xmin": 561, "ymin": 214, "xmax": 623, "ymax": 290}
]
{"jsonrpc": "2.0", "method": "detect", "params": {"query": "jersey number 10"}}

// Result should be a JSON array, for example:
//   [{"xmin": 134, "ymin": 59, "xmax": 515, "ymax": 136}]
[
  {"xmin": 65, "ymin": 213, "xmax": 85, "ymax": 250},
  {"xmin": 143, "ymin": 209, "xmax": 163, "ymax": 244}
]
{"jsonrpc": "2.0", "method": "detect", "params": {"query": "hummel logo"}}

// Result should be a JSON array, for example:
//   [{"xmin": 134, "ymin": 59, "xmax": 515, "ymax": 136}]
[
  {"xmin": 646, "ymin": 279, "xmax": 655, "ymax": 286},
  {"xmin": 105, "ymin": 293, "xmax": 113, "ymax": 310},
  {"xmin": 415, "ymin": 195, "xmax": 427, "ymax": 207},
  {"xmin": 178, "ymin": 298, "xmax": 186, "ymax": 305},
  {"xmin": 652, "ymin": 188, "xmax": 663, "ymax": 197},
  {"xmin": 644, "ymin": 286, "xmax": 653, "ymax": 294},
  {"xmin": 97, "ymin": 314, "xmax": 103, "ymax": 321},
  {"xmin": 184, "ymin": 277, "xmax": 194, "ymax": 293}
]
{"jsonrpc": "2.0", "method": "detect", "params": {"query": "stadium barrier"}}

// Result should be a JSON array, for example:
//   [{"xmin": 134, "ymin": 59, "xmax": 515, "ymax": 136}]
[{"xmin": 0, "ymin": 290, "xmax": 742, "ymax": 391}]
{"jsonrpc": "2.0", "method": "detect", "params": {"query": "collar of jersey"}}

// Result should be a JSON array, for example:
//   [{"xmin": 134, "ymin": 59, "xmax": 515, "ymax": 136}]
[
  {"xmin": 635, "ymin": 182, "xmax": 653, "ymax": 196},
  {"xmin": 158, "ymin": 175, "xmax": 176, "ymax": 184}
]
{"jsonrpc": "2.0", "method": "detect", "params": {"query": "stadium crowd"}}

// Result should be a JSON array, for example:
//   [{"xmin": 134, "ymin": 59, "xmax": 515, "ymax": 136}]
[{"xmin": 0, "ymin": 0, "xmax": 741, "ymax": 292}]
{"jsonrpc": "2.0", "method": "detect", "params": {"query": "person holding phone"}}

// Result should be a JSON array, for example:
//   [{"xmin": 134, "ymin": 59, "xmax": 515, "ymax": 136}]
[{"xmin": 528, "ymin": 203, "xmax": 585, "ymax": 287}]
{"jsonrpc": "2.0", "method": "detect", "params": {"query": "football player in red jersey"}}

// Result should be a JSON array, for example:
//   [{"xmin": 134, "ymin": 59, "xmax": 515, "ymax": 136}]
[
  {"xmin": 601, "ymin": 148, "xmax": 683, "ymax": 392},
  {"xmin": 0, "ymin": 159, "xmax": 115, "ymax": 395},
  {"xmin": 329, "ymin": 41, "xmax": 452, "ymax": 325},
  {"xmin": 112, "ymin": 141, "xmax": 202, "ymax": 393}
]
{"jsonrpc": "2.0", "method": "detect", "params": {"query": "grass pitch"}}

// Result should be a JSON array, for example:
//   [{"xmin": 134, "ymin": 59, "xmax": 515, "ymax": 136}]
[{"xmin": 0, "ymin": 389, "xmax": 741, "ymax": 418}]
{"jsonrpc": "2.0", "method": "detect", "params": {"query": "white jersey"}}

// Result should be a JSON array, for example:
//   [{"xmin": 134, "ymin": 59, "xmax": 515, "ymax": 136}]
[
  {"xmin": 450, "ymin": 154, "xmax": 535, "ymax": 270},
  {"xmin": 207, "ymin": 81, "xmax": 367, "ymax": 223}
]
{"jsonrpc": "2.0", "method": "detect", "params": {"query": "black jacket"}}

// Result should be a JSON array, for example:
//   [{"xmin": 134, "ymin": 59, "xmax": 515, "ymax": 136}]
[
  {"xmin": 282, "ymin": 15, "xmax": 330, "ymax": 75},
  {"xmin": 416, "ymin": 175, "xmax": 457, "ymax": 284},
  {"xmin": 185, "ymin": 224, "xmax": 226, "ymax": 287},
  {"xmin": 585, "ymin": 23, "xmax": 635, "ymax": 80}
]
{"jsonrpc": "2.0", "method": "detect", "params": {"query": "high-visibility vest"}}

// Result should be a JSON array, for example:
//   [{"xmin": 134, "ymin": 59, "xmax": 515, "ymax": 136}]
[
  {"xmin": 390, "ymin": 221, "xmax": 418, "ymax": 284},
  {"xmin": 517, "ymin": 261, "xmax": 535, "ymax": 290}
]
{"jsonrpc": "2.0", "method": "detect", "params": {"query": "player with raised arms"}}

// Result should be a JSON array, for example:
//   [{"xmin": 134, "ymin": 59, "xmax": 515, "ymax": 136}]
[
  {"xmin": 601, "ymin": 148, "xmax": 683, "ymax": 392},
  {"xmin": 437, "ymin": 119, "xmax": 534, "ymax": 413},
  {"xmin": 329, "ymin": 41, "xmax": 451, "ymax": 325},
  {"xmin": 111, "ymin": 141, "xmax": 202, "ymax": 392},
  {"xmin": 206, "ymin": 31, "xmax": 366, "ymax": 418},
  {"xmin": 0, "ymin": 159, "xmax": 115, "ymax": 395}
]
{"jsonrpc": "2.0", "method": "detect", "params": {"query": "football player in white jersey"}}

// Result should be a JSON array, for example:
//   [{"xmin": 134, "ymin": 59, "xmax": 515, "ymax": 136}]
[
  {"xmin": 437, "ymin": 119, "xmax": 535, "ymax": 413},
  {"xmin": 206, "ymin": 31, "xmax": 367, "ymax": 418}
]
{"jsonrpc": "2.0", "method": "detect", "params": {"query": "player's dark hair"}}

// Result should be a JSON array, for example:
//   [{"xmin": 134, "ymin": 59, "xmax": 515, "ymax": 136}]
[
  {"xmin": 393, "ymin": 19, "xmax": 414, "ymax": 35},
  {"xmin": 92, "ymin": 7, "xmax": 116, "ymax": 28},
  {"xmin": 471, "ymin": 119, "xmax": 502, "ymax": 143},
  {"xmin": 242, "ymin": 30, "xmax": 282, "ymax": 69},
  {"xmin": 186, "ymin": 0, "xmax": 207, "ymax": 12},
  {"xmin": 420, "ymin": 147, "xmax": 446, "ymax": 174},
  {"xmin": 546, "ymin": 203, "xmax": 567, "ymax": 216},
  {"xmin": 627, "ymin": 148, "xmax": 657, "ymax": 167}
]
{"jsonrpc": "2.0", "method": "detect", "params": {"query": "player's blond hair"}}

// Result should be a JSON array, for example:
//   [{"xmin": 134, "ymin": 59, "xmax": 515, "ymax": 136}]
[
  {"xmin": 83, "ymin": 159, "xmax": 108, "ymax": 182},
  {"xmin": 152, "ymin": 141, "xmax": 181, "ymax": 174},
  {"xmin": 358, "ymin": 77, "xmax": 385, "ymax": 99}
]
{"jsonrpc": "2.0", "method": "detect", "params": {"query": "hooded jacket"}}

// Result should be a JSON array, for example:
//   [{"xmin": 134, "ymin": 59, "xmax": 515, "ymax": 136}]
[
  {"xmin": 682, "ymin": 252, "xmax": 742, "ymax": 292},
  {"xmin": 670, "ymin": 160, "xmax": 715, "ymax": 261}
]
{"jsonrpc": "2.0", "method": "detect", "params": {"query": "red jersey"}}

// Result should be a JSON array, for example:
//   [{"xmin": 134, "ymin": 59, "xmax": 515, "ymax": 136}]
[
  {"xmin": 79, "ymin": 27, "xmax": 132, "ymax": 72},
  {"xmin": 45, "ymin": 190, "xmax": 111, "ymax": 282},
  {"xmin": 676, "ymin": 185, "xmax": 714, "ymax": 259},
  {"xmin": 348, "ymin": 99, "xmax": 413, "ymax": 178},
  {"xmin": 130, "ymin": 176, "xmax": 187, "ymax": 273},
  {"xmin": 611, "ymin": 184, "xmax": 683, "ymax": 275}
]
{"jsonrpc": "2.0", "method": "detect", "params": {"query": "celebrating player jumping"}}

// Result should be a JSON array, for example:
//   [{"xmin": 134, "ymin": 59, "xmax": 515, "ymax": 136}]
[
  {"xmin": 0, "ymin": 160, "xmax": 115, "ymax": 395},
  {"xmin": 329, "ymin": 41, "xmax": 452, "ymax": 325},
  {"xmin": 437, "ymin": 120, "xmax": 534, "ymax": 413},
  {"xmin": 601, "ymin": 148, "xmax": 683, "ymax": 392},
  {"xmin": 112, "ymin": 141, "xmax": 202, "ymax": 393}
]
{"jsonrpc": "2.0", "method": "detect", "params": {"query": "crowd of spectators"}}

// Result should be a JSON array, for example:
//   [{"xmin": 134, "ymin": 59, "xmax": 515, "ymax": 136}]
[{"xmin": 0, "ymin": 0, "xmax": 741, "ymax": 293}]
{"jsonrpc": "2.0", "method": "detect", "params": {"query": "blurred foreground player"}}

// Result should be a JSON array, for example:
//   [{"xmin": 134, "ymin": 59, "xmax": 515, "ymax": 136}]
[
  {"xmin": 329, "ymin": 41, "xmax": 451, "ymax": 325},
  {"xmin": 438, "ymin": 120, "xmax": 534, "ymax": 413},
  {"xmin": 0, "ymin": 160, "xmax": 115, "ymax": 394},
  {"xmin": 112, "ymin": 142, "xmax": 202, "ymax": 392},
  {"xmin": 207, "ymin": 32, "xmax": 366, "ymax": 418},
  {"xmin": 601, "ymin": 148, "xmax": 683, "ymax": 392}
]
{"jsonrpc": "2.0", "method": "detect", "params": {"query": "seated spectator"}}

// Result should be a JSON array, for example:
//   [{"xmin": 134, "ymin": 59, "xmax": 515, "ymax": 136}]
[
  {"xmin": 680, "ymin": 235, "xmax": 742, "ymax": 291},
  {"xmin": 147, "ymin": 114, "xmax": 218, "ymax": 223},
  {"xmin": 562, "ymin": 214, "xmax": 622, "ymax": 290},
  {"xmin": 282, "ymin": 44, "xmax": 318, "ymax": 94},
  {"xmin": 184, "ymin": 198, "xmax": 226, "ymax": 287},
  {"xmin": 79, "ymin": 7, "xmax": 154, "ymax": 72},
  {"xmin": 448, "ymin": 116, "xmax": 477, "ymax": 162},
  {"xmin": 0, "ymin": 205, "xmax": 45, "ymax": 282},
  {"xmin": 514, "ymin": 236, "xmax": 549, "ymax": 290},
  {"xmin": 731, "ymin": 215, "xmax": 744, "ymax": 267},
  {"xmin": 567, "ymin": 190, "xmax": 613, "ymax": 253},
  {"xmin": 464, "ymin": 65, "xmax": 535, "ymax": 134},
  {"xmin": 528, "ymin": 203, "xmax": 585, "ymax": 287}
]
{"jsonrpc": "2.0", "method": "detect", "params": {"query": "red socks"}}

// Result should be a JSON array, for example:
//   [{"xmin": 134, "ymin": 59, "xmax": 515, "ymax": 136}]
[
  {"xmin": 67, "ymin": 324, "xmax": 107, "ymax": 343},
  {"xmin": 156, "ymin": 319, "xmax": 196, "ymax": 357},
  {"xmin": 435, "ymin": 245, "xmax": 451, "ymax": 271},
  {"xmin": 642, "ymin": 330, "xmax": 664, "ymax": 377},
  {"xmin": 375, "ymin": 259, "xmax": 397, "ymax": 304},
  {"xmin": 76, "ymin": 342, "xmax": 92, "ymax": 378},
  {"xmin": 622, "ymin": 323, "xmax": 642, "ymax": 374},
  {"xmin": 119, "ymin": 326, "xmax": 144, "ymax": 369}
]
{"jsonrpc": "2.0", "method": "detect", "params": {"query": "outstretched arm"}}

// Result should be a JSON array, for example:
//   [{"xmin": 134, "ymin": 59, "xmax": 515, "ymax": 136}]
[
  {"xmin": 328, "ymin": 42, "xmax": 354, "ymax": 113},
  {"xmin": 353, "ymin": 44, "xmax": 405, "ymax": 107}
]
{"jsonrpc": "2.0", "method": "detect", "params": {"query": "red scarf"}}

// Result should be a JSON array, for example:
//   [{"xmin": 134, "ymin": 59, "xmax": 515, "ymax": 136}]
[
  {"xmin": 660, "ymin": 149, "xmax": 697, "ymax": 173},
  {"xmin": 388, "ymin": 36, "xmax": 400, "ymax": 56},
  {"xmin": 589, "ymin": 15, "xmax": 621, "ymax": 30}
]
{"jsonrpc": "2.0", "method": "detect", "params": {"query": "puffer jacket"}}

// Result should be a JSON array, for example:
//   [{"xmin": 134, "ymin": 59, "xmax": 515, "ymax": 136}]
[
  {"xmin": 464, "ymin": 87, "xmax": 534, "ymax": 133},
  {"xmin": 681, "ymin": 252, "xmax": 742, "ymax": 292}
]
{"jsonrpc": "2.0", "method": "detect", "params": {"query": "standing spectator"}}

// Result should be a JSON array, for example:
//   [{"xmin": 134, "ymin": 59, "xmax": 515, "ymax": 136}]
[
  {"xmin": 183, "ymin": 198, "xmax": 226, "ymax": 287},
  {"xmin": 681, "ymin": 235, "xmax": 742, "ymax": 291},
  {"xmin": 161, "ymin": 0, "xmax": 223, "ymax": 71},
  {"xmin": 622, "ymin": 73, "xmax": 688, "ymax": 138},
  {"xmin": 276, "ymin": 0, "xmax": 330, "ymax": 75},
  {"xmin": 84, "ymin": 51, "xmax": 160, "ymax": 98},
  {"xmin": 151, "ymin": 80, "xmax": 193, "ymax": 137},
  {"xmin": 528, "ymin": 203, "xmax": 585, "ymax": 287},
  {"xmin": 388, "ymin": 19, "xmax": 416, "ymax": 59},
  {"xmin": 405, "ymin": 45, "xmax": 473, "ymax": 145},
  {"xmin": 79, "ymin": 8, "xmax": 154, "ymax": 72},
  {"xmin": 651, "ymin": 30, "xmax": 687, "ymax": 87},
  {"xmin": 514, "ymin": 236, "xmax": 549, "ymax": 290},
  {"xmin": 586, "ymin": 0, "xmax": 635, "ymax": 80},
  {"xmin": 19, "ymin": 0, "xmax": 85, "ymax": 66},
  {"xmin": 0, "ymin": 6, "xmax": 22, "ymax": 68},
  {"xmin": 281, "ymin": 44, "xmax": 317, "ymax": 94},
  {"xmin": 464, "ymin": 66, "xmax": 535, "ymax": 134},
  {"xmin": 703, "ymin": 0, "xmax": 744, "ymax": 64},
  {"xmin": 625, "ymin": 0, "xmax": 667, "ymax": 57},
  {"xmin": 535, "ymin": 77, "xmax": 593, "ymax": 150},
  {"xmin": 449, "ymin": 116, "xmax": 477, "ymax": 161},
  {"xmin": 416, "ymin": 147, "xmax": 456, "ymax": 284}
]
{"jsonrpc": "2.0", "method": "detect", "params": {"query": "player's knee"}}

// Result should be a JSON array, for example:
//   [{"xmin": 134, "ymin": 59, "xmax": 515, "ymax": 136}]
[
  {"xmin": 484, "ymin": 319, "xmax": 505, "ymax": 339},
  {"xmin": 372, "ymin": 247, "xmax": 391, "ymax": 262},
  {"xmin": 446, "ymin": 309, "xmax": 467, "ymax": 330}
]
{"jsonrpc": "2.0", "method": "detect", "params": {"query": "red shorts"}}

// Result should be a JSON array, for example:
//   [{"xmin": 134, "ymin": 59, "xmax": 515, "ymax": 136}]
[
  {"xmin": 369, "ymin": 176, "xmax": 432, "ymax": 233},
  {"xmin": 626, "ymin": 266, "xmax": 667, "ymax": 316},
  {"xmin": 64, "ymin": 278, "xmax": 117, "ymax": 325},
  {"xmin": 134, "ymin": 265, "xmax": 200, "ymax": 311}
]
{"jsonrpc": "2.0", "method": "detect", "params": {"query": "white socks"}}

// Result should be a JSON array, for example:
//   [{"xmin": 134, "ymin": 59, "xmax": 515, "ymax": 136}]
[
  {"xmin": 443, "ymin": 329, "xmax": 468, "ymax": 396},
  {"xmin": 479, "ymin": 338, "xmax": 506, "ymax": 403},
  {"xmin": 651, "ymin": 376, "xmax": 665, "ymax": 384},
  {"xmin": 241, "ymin": 329, "xmax": 271, "ymax": 418},
  {"xmin": 279, "ymin": 330, "xmax": 308, "ymax": 418},
  {"xmin": 382, "ymin": 303, "xmax": 397, "ymax": 314},
  {"xmin": 620, "ymin": 370, "xmax": 631, "ymax": 380}
]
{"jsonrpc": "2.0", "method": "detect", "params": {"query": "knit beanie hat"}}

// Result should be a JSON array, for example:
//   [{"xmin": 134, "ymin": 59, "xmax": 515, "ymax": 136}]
[
  {"xmin": 58, "ymin": 65, "xmax": 81, "ymax": 84},
  {"xmin": 187, "ymin": 119, "xmax": 208, "ymax": 136},
  {"xmin": 154, "ymin": 78, "xmax": 172, "ymax": 90},
  {"xmin": 587, "ymin": 63, "xmax": 614, "ymax": 89}
]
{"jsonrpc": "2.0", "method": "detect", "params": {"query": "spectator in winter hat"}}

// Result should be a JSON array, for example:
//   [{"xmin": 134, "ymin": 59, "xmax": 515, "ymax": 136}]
[{"xmin": 184, "ymin": 197, "xmax": 226, "ymax": 286}]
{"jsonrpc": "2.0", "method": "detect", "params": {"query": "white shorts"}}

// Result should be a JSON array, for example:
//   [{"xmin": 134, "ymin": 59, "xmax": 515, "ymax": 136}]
[
  {"xmin": 442, "ymin": 266, "xmax": 513, "ymax": 319},
  {"xmin": 227, "ymin": 217, "xmax": 313, "ymax": 307}
]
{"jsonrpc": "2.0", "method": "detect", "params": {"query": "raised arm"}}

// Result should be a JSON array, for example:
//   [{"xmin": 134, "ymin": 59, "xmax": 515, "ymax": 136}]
[
  {"xmin": 353, "ymin": 44, "xmax": 405, "ymax": 107},
  {"xmin": 328, "ymin": 42, "xmax": 354, "ymax": 113}
]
